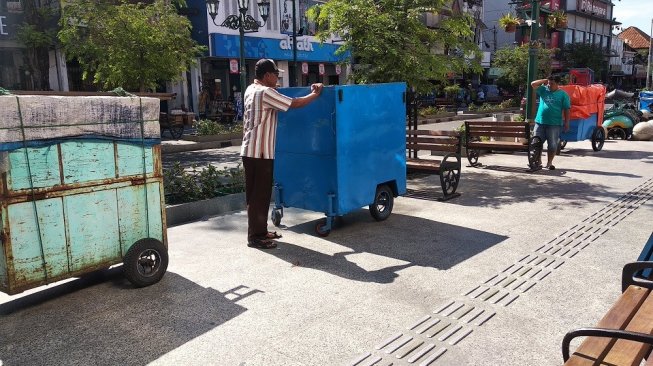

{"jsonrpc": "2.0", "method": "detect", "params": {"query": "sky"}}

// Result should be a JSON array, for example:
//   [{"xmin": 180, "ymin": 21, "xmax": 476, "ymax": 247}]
[{"xmin": 612, "ymin": 0, "xmax": 653, "ymax": 33}]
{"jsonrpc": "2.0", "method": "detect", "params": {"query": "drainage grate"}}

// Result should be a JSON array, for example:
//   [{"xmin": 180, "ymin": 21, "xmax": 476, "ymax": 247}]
[{"xmin": 349, "ymin": 179, "xmax": 653, "ymax": 366}]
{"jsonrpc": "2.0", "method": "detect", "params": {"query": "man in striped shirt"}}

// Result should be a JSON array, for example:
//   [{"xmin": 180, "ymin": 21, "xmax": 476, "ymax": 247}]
[{"xmin": 241, "ymin": 59, "xmax": 323, "ymax": 249}]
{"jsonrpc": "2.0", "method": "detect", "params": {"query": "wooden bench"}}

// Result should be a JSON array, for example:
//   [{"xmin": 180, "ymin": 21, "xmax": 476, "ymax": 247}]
[
  {"xmin": 562, "ymin": 262, "xmax": 653, "ymax": 366},
  {"xmin": 406, "ymin": 130, "xmax": 462, "ymax": 201},
  {"xmin": 464, "ymin": 121, "xmax": 543, "ymax": 170}
]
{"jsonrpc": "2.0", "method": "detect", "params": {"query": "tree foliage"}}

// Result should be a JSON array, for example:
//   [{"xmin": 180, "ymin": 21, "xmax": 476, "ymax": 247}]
[
  {"xmin": 307, "ymin": 0, "xmax": 482, "ymax": 92},
  {"xmin": 492, "ymin": 44, "xmax": 555, "ymax": 93},
  {"xmin": 58, "ymin": 0, "xmax": 205, "ymax": 92},
  {"xmin": 558, "ymin": 42, "xmax": 607, "ymax": 78},
  {"xmin": 16, "ymin": 1, "xmax": 59, "ymax": 90}
]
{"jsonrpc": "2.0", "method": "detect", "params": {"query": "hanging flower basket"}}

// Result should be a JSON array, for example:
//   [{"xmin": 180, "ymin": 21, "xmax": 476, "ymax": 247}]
[{"xmin": 504, "ymin": 23, "xmax": 517, "ymax": 33}]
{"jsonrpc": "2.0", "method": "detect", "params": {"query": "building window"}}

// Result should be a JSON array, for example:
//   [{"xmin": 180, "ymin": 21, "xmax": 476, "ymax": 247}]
[
  {"xmin": 575, "ymin": 31, "xmax": 585, "ymax": 43},
  {"xmin": 565, "ymin": 29, "xmax": 574, "ymax": 45}
]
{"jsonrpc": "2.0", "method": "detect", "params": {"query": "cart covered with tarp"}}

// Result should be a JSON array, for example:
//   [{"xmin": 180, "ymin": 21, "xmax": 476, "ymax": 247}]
[
  {"xmin": 0, "ymin": 95, "xmax": 168, "ymax": 295},
  {"xmin": 272, "ymin": 83, "xmax": 407, "ymax": 236},
  {"xmin": 559, "ymin": 84, "xmax": 607, "ymax": 151}
]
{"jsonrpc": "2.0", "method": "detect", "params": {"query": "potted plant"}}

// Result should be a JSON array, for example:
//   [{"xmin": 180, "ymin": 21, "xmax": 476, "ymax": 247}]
[
  {"xmin": 499, "ymin": 13, "xmax": 522, "ymax": 33},
  {"xmin": 546, "ymin": 10, "xmax": 567, "ymax": 29}
]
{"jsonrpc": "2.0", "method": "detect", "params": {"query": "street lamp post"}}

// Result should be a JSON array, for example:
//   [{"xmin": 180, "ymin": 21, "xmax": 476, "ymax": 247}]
[
  {"xmin": 206, "ymin": 0, "xmax": 271, "ymax": 106},
  {"xmin": 647, "ymin": 18, "xmax": 653, "ymax": 90},
  {"xmin": 525, "ymin": 0, "xmax": 541, "ymax": 121}
]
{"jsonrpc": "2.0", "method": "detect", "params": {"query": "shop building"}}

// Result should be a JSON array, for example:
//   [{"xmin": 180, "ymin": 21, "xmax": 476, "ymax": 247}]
[{"xmin": 193, "ymin": 0, "xmax": 348, "ymax": 119}]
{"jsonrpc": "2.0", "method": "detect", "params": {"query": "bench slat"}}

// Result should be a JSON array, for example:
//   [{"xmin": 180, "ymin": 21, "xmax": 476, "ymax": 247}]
[
  {"xmin": 603, "ymin": 289, "xmax": 653, "ymax": 365},
  {"xmin": 467, "ymin": 132, "xmax": 528, "ymax": 138},
  {"xmin": 407, "ymin": 130, "xmax": 460, "ymax": 137},
  {"xmin": 468, "ymin": 126, "xmax": 527, "ymax": 132},
  {"xmin": 565, "ymin": 286, "xmax": 651, "ymax": 366},
  {"xmin": 466, "ymin": 121, "xmax": 526, "ymax": 126},
  {"xmin": 467, "ymin": 142, "xmax": 527, "ymax": 150},
  {"xmin": 407, "ymin": 143, "xmax": 458, "ymax": 152},
  {"xmin": 407, "ymin": 158, "xmax": 442, "ymax": 171}
]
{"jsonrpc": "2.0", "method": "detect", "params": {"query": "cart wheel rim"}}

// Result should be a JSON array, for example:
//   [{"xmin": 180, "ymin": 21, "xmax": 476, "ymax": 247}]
[
  {"xmin": 375, "ymin": 191, "xmax": 391, "ymax": 213},
  {"xmin": 136, "ymin": 249, "xmax": 163, "ymax": 278}
]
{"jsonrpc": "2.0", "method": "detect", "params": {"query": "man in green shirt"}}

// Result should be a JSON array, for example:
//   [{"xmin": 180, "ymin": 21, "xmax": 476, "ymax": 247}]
[{"xmin": 531, "ymin": 75, "xmax": 571, "ymax": 170}]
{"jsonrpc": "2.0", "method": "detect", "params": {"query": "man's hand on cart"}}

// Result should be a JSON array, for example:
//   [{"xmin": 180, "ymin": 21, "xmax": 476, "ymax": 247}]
[{"xmin": 311, "ymin": 83, "xmax": 324, "ymax": 96}]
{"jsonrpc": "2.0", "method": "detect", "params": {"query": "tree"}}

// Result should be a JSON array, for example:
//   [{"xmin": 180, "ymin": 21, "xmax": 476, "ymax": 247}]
[
  {"xmin": 16, "ymin": 0, "xmax": 59, "ymax": 90},
  {"xmin": 307, "ymin": 0, "xmax": 482, "ymax": 92},
  {"xmin": 58, "ymin": 0, "xmax": 205, "ymax": 92},
  {"xmin": 558, "ymin": 42, "xmax": 607, "ymax": 78},
  {"xmin": 492, "ymin": 44, "xmax": 555, "ymax": 93}
]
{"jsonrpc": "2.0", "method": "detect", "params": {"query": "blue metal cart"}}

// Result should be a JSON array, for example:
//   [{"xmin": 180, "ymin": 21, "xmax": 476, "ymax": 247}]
[
  {"xmin": 272, "ymin": 83, "xmax": 407, "ymax": 236},
  {"xmin": 559, "ymin": 114, "xmax": 605, "ymax": 152}
]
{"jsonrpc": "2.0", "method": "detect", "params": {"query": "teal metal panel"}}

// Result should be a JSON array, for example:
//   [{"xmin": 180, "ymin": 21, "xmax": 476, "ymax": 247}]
[
  {"xmin": 116, "ymin": 143, "xmax": 154, "ymax": 177},
  {"xmin": 7, "ymin": 198, "xmax": 68, "ymax": 284},
  {"xmin": 117, "ymin": 182, "xmax": 164, "ymax": 255},
  {"xmin": 61, "ymin": 141, "xmax": 116, "ymax": 184},
  {"xmin": 64, "ymin": 190, "xmax": 120, "ymax": 272},
  {"xmin": 7, "ymin": 145, "xmax": 61, "ymax": 191}
]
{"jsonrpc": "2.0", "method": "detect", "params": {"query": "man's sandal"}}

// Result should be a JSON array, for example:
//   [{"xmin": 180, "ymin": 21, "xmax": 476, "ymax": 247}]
[
  {"xmin": 247, "ymin": 238, "xmax": 277, "ymax": 249},
  {"xmin": 265, "ymin": 231, "xmax": 282, "ymax": 239}
]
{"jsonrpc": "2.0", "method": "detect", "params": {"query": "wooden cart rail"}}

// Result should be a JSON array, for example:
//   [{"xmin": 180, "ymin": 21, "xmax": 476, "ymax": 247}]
[
  {"xmin": 406, "ymin": 129, "xmax": 462, "ymax": 201},
  {"xmin": 562, "ymin": 262, "xmax": 653, "ymax": 366},
  {"xmin": 464, "ymin": 120, "xmax": 542, "ymax": 171}
]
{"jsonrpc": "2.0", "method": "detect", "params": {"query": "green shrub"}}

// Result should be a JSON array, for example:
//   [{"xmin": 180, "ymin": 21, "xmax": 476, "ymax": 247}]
[
  {"xmin": 195, "ymin": 119, "xmax": 243, "ymax": 136},
  {"xmin": 163, "ymin": 162, "xmax": 245, "ymax": 204},
  {"xmin": 418, "ymin": 106, "xmax": 449, "ymax": 117}
]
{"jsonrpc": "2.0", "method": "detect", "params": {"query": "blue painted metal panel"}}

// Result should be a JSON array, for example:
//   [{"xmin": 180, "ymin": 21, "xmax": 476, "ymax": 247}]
[
  {"xmin": 7, "ymin": 198, "xmax": 68, "ymax": 284},
  {"xmin": 560, "ymin": 114, "xmax": 598, "ymax": 142},
  {"xmin": 117, "ymin": 182, "xmax": 164, "ymax": 255},
  {"xmin": 640, "ymin": 91, "xmax": 653, "ymax": 111},
  {"xmin": 116, "ymin": 143, "xmax": 154, "ymax": 177},
  {"xmin": 275, "ymin": 83, "xmax": 407, "ymax": 217},
  {"xmin": 7, "ymin": 145, "xmax": 61, "ymax": 191},
  {"xmin": 63, "ymin": 190, "xmax": 121, "ymax": 272},
  {"xmin": 61, "ymin": 141, "xmax": 116, "ymax": 184},
  {"xmin": 335, "ymin": 83, "xmax": 407, "ymax": 213},
  {"xmin": 210, "ymin": 34, "xmax": 349, "ymax": 63}
]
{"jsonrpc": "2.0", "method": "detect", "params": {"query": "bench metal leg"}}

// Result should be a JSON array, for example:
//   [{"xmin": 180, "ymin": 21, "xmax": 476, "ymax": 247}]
[
  {"xmin": 438, "ymin": 167, "xmax": 461, "ymax": 201},
  {"xmin": 466, "ymin": 149, "xmax": 481, "ymax": 167}
]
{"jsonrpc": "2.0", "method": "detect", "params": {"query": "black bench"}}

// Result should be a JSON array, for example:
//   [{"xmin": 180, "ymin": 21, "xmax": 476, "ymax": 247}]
[
  {"xmin": 562, "ymin": 262, "xmax": 653, "ymax": 366},
  {"xmin": 464, "ymin": 121, "xmax": 542, "ymax": 170},
  {"xmin": 406, "ymin": 129, "xmax": 462, "ymax": 201}
]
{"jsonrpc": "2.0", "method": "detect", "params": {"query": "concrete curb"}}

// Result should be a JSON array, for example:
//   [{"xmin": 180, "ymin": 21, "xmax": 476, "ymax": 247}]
[
  {"xmin": 417, "ymin": 108, "xmax": 521, "ymax": 125},
  {"xmin": 162, "ymin": 140, "xmax": 236, "ymax": 154},
  {"xmin": 166, "ymin": 192, "xmax": 246, "ymax": 226}
]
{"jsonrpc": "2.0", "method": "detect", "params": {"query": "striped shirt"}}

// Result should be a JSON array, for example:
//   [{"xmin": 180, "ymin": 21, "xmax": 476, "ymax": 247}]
[{"xmin": 240, "ymin": 80, "xmax": 293, "ymax": 159}]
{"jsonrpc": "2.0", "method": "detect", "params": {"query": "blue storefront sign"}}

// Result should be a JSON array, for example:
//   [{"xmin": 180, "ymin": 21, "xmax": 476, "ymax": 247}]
[{"xmin": 210, "ymin": 33, "xmax": 348, "ymax": 63}]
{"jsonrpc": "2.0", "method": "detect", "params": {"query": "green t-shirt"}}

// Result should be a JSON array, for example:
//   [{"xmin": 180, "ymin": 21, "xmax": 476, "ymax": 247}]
[{"xmin": 535, "ymin": 85, "xmax": 571, "ymax": 126}]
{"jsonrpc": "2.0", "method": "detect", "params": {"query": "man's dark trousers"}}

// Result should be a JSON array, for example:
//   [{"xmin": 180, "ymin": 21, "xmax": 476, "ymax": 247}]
[{"xmin": 242, "ymin": 156, "xmax": 273, "ymax": 241}]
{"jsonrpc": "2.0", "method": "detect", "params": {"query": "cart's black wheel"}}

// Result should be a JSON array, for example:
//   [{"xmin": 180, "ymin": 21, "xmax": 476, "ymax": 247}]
[
  {"xmin": 467, "ymin": 149, "xmax": 479, "ymax": 166},
  {"xmin": 315, "ymin": 221, "xmax": 331, "ymax": 237},
  {"xmin": 527, "ymin": 136, "xmax": 543, "ymax": 169},
  {"xmin": 369, "ymin": 184, "xmax": 394, "ymax": 221},
  {"xmin": 271, "ymin": 208, "xmax": 282, "ymax": 227},
  {"xmin": 559, "ymin": 139, "xmax": 567, "ymax": 150},
  {"xmin": 591, "ymin": 126, "xmax": 605, "ymax": 151},
  {"xmin": 170, "ymin": 125, "xmax": 184, "ymax": 140},
  {"xmin": 607, "ymin": 127, "xmax": 627, "ymax": 140},
  {"xmin": 123, "ymin": 238, "xmax": 168, "ymax": 287}
]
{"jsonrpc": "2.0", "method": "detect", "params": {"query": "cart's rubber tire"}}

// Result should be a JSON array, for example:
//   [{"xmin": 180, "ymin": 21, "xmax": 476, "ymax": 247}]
[
  {"xmin": 271, "ymin": 208, "xmax": 282, "ymax": 227},
  {"xmin": 369, "ymin": 184, "xmax": 394, "ymax": 221},
  {"xmin": 170, "ymin": 125, "xmax": 184, "ymax": 140},
  {"xmin": 559, "ymin": 139, "xmax": 567, "ymax": 150},
  {"xmin": 123, "ymin": 238, "xmax": 168, "ymax": 288},
  {"xmin": 315, "ymin": 221, "xmax": 331, "ymax": 237},
  {"xmin": 591, "ymin": 126, "xmax": 605, "ymax": 152},
  {"xmin": 527, "ymin": 136, "xmax": 543, "ymax": 169},
  {"xmin": 607, "ymin": 127, "xmax": 627, "ymax": 140}
]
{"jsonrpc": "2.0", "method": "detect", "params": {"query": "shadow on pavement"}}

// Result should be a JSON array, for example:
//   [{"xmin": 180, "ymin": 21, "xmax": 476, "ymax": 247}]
[
  {"xmin": 0, "ymin": 270, "xmax": 253, "ymax": 366},
  {"xmin": 560, "ymin": 147, "xmax": 653, "ymax": 161},
  {"xmin": 408, "ymin": 170, "xmax": 615, "ymax": 209},
  {"xmin": 271, "ymin": 212, "xmax": 507, "ymax": 283}
]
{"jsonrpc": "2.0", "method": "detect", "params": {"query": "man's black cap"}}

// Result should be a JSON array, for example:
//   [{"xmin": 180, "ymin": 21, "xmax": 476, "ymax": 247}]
[{"xmin": 255, "ymin": 59, "xmax": 284, "ymax": 79}]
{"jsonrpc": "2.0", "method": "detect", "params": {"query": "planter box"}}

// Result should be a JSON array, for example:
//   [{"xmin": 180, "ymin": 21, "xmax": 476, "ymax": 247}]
[
  {"xmin": 166, "ymin": 192, "xmax": 245, "ymax": 226},
  {"xmin": 182, "ymin": 132, "xmax": 242, "ymax": 143}
]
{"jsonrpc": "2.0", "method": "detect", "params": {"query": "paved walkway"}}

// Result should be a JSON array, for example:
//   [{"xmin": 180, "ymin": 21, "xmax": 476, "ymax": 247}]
[{"xmin": 1, "ymin": 136, "xmax": 652, "ymax": 366}]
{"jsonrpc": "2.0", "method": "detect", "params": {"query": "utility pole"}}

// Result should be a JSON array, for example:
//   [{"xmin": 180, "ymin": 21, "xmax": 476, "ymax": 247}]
[
  {"xmin": 290, "ymin": 0, "xmax": 298, "ymax": 87},
  {"xmin": 525, "ymin": 0, "xmax": 540, "ymax": 121},
  {"xmin": 647, "ymin": 17, "xmax": 653, "ymax": 90}
]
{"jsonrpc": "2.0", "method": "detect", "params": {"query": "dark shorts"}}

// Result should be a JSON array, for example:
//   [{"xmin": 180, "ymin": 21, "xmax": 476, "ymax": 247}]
[{"xmin": 533, "ymin": 123, "xmax": 562, "ymax": 152}]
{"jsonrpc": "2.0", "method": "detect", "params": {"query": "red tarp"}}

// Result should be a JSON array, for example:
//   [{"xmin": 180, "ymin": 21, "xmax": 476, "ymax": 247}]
[{"xmin": 559, "ymin": 84, "xmax": 606, "ymax": 126}]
